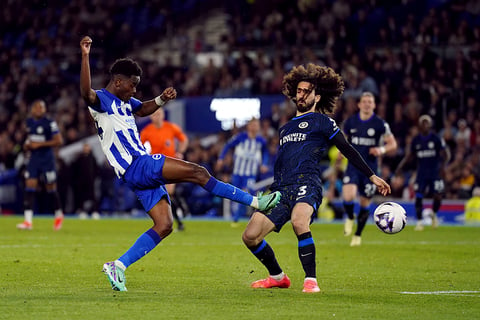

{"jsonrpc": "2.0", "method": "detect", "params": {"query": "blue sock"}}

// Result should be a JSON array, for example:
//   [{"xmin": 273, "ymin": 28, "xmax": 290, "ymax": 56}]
[
  {"xmin": 118, "ymin": 228, "xmax": 161, "ymax": 268},
  {"xmin": 204, "ymin": 177, "xmax": 253, "ymax": 206}
]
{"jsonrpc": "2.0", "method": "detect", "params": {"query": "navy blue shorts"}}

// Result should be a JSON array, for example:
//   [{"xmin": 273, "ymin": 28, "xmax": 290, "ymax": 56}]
[
  {"xmin": 123, "ymin": 154, "xmax": 170, "ymax": 212},
  {"xmin": 343, "ymin": 166, "xmax": 377, "ymax": 198},
  {"xmin": 414, "ymin": 176, "xmax": 445, "ymax": 197},
  {"xmin": 25, "ymin": 158, "xmax": 57, "ymax": 183},
  {"xmin": 267, "ymin": 182, "xmax": 323, "ymax": 232}
]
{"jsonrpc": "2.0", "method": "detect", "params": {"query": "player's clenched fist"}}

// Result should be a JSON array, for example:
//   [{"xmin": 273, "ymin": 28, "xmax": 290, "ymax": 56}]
[{"xmin": 80, "ymin": 36, "xmax": 93, "ymax": 55}]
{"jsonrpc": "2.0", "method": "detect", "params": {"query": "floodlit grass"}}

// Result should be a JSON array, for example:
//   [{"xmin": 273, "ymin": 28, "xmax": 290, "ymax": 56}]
[{"xmin": 1, "ymin": 216, "xmax": 479, "ymax": 320}]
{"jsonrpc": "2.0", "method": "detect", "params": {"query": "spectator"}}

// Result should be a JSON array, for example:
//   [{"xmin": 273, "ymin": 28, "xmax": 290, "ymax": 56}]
[
  {"xmin": 464, "ymin": 187, "xmax": 480, "ymax": 223},
  {"xmin": 72, "ymin": 143, "xmax": 100, "ymax": 219}
]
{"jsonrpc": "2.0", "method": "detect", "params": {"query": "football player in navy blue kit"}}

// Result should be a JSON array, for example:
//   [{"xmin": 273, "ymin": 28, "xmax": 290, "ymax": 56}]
[
  {"xmin": 395, "ymin": 115, "xmax": 450, "ymax": 231},
  {"xmin": 341, "ymin": 92, "xmax": 397, "ymax": 246},
  {"xmin": 17, "ymin": 100, "xmax": 64, "ymax": 230},
  {"xmin": 242, "ymin": 64, "xmax": 391, "ymax": 293}
]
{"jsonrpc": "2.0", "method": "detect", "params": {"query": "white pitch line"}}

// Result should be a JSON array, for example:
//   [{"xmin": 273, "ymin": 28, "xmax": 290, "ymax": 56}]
[{"xmin": 400, "ymin": 290, "xmax": 480, "ymax": 295}]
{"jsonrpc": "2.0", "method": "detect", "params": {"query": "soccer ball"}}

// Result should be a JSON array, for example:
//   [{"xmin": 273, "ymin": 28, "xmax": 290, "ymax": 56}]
[{"xmin": 373, "ymin": 202, "xmax": 407, "ymax": 234}]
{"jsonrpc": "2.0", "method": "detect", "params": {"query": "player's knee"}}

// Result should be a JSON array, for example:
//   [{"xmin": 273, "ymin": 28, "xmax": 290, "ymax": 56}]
[
  {"xmin": 291, "ymin": 217, "xmax": 309, "ymax": 233},
  {"xmin": 242, "ymin": 229, "xmax": 260, "ymax": 247},
  {"xmin": 184, "ymin": 162, "xmax": 211, "ymax": 184},
  {"xmin": 151, "ymin": 214, "xmax": 174, "ymax": 238},
  {"xmin": 154, "ymin": 221, "xmax": 173, "ymax": 238}
]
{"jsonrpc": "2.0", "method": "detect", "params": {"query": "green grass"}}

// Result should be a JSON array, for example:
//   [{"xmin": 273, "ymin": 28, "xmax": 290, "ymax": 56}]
[{"xmin": 1, "ymin": 216, "xmax": 479, "ymax": 320}]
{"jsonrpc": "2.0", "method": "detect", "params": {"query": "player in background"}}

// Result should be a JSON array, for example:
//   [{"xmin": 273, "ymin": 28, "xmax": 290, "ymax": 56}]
[
  {"xmin": 141, "ymin": 107, "xmax": 189, "ymax": 231},
  {"xmin": 79, "ymin": 36, "xmax": 280, "ymax": 292},
  {"xmin": 17, "ymin": 99, "xmax": 64, "ymax": 230},
  {"xmin": 216, "ymin": 118, "xmax": 270, "ymax": 226},
  {"xmin": 341, "ymin": 92, "xmax": 397, "ymax": 246},
  {"xmin": 394, "ymin": 115, "xmax": 450, "ymax": 231},
  {"xmin": 242, "ymin": 64, "xmax": 391, "ymax": 293}
]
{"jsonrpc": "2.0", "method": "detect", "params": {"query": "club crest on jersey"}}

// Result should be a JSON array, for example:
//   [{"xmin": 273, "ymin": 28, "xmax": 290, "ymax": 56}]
[
  {"xmin": 367, "ymin": 128, "xmax": 375, "ymax": 136},
  {"xmin": 299, "ymin": 122, "xmax": 308, "ymax": 129},
  {"xmin": 36, "ymin": 127, "xmax": 44, "ymax": 134}
]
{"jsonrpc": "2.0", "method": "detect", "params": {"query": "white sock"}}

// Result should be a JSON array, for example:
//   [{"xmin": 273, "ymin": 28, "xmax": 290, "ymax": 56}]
[
  {"xmin": 115, "ymin": 260, "xmax": 126, "ymax": 271},
  {"xmin": 24, "ymin": 210, "xmax": 33, "ymax": 224},
  {"xmin": 250, "ymin": 197, "xmax": 259, "ymax": 209},
  {"xmin": 270, "ymin": 272, "xmax": 285, "ymax": 280},
  {"xmin": 54, "ymin": 209, "xmax": 63, "ymax": 218}
]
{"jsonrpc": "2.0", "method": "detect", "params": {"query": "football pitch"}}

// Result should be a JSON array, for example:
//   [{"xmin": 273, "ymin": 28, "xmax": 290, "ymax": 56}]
[{"xmin": 1, "ymin": 216, "xmax": 479, "ymax": 320}]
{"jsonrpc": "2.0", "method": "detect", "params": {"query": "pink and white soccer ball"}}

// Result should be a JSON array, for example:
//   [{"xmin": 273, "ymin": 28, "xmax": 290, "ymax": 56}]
[{"xmin": 373, "ymin": 202, "xmax": 407, "ymax": 234}]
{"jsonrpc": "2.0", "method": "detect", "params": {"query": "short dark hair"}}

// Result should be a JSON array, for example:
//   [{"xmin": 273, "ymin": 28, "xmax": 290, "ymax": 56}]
[
  {"xmin": 282, "ymin": 63, "xmax": 344, "ymax": 114},
  {"xmin": 109, "ymin": 58, "xmax": 142, "ymax": 78}
]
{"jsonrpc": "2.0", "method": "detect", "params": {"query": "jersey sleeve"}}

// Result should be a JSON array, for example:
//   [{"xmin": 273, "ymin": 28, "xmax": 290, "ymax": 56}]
[
  {"xmin": 383, "ymin": 121, "xmax": 393, "ymax": 136},
  {"xmin": 130, "ymin": 97, "xmax": 142, "ymax": 113},
  {"xmin": 321, "ymin": 115, "xmax": 341, "ymax": 140},
  {"xmin": 219, "ymin": 134, "xmax": 242, "ymax": 159},
  {"xmin": 90, "ymin": 90, "xmax": 107, "ymax": 112},
  {"xmin": 50, "ymin": 120, "xmax": 60, "ymax": 135}
]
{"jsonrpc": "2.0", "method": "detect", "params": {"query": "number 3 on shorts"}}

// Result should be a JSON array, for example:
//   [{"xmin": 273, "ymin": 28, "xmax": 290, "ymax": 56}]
[{"xmin": 297, "ymin": 185, "xmax": 307, "ymax": 198}]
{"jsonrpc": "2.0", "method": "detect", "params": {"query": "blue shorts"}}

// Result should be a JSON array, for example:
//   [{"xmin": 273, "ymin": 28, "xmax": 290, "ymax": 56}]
[
  {"xmin": 267, "ymin": 182, "xmax": 322, "ymax": 232},
  {"xmin": 123, "ymin": 154, "xmax": 170, "ymax": 212},
  {"xmin": 25, "ymin": 158, "xmax": 57, "ymax": 183},
  {"xmin": 343, "ymin": 166, "xmax": 377, "ymax": 198}
]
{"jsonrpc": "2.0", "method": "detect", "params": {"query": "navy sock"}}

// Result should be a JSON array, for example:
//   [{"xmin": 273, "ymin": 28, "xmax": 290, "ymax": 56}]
[
  {"xmin": 24, "ymin": 188, "xmax": 35, "ymax": 210},
  {"xmin": 249, "ymin": 240, "xmax": 282, "ymax": 276},
  {"xmin": 355, "ymin": 207, "xmax": 370, "ymax": 236},
  {"xmin": 297, "ymin": 232, "xmax": 316, "ymax": 278},
  {"xmin": 343, "ymin": 201, "xmax": 355, "ymax": 220},
  {"xmin": 204, "ymin": 177, "xmax": 253, "ymax": 206},
  {"xmin": 118, "ymin": 228, "xmax": 161, "ymax": 268},
  {"xmin": 47, "ymin": 190, "xmax": 62, "ymax": 211},
  {"xmin": 415, "ymin": 196, "xmax": 423, "ymax": 220}
]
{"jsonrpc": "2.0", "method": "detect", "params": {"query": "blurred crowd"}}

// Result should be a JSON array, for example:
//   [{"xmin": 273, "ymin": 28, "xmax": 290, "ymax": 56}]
[{"xmin": 0, "ymin": 0, "xmax": 479, "ymax": 215}]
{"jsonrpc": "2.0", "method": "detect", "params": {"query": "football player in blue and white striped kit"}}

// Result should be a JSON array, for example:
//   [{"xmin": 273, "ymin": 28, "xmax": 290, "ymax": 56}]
[
  {"xmin": 79, "ymin": 36, "xmax": 280, "ymax": 292},
  {"xmin": 216, "ymin": 118, "xmax": 270, "ymax": 225}
]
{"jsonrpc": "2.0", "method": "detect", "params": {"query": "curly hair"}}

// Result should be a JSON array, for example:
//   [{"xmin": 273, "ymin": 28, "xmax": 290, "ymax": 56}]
[
  {"xmin": 282, "ymin": 63, "xmax": 344, "ymax": 114},
  {"xmin": 109, "ymin": 58, "xmax": 143, "ymax": 78}
]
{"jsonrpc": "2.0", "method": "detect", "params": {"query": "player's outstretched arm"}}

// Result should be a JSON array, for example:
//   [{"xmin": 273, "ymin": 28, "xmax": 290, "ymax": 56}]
[
  {"xmin": 136, "ymin": 87, "xmax": 177, "ymax": 117},
  {"xmin": 79, "ymin": 36, "xmax": 98, "ymax": 106}
]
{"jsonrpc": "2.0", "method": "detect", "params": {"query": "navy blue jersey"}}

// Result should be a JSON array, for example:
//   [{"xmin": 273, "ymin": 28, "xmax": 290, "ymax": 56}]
[
  {"xmin": 410, "ymin": 132, "xmax": 446, "ymax": 179},
  {"xmin": 271, "ymin": 112, "xmax": 340, "ymax": 190},
  {"xmin": 343, "ymin": 113, "xmax": 391, "ymax": 171},
  {"xmin": 26, "ymin": 116, "xmax": 59, "ymax": 164}
]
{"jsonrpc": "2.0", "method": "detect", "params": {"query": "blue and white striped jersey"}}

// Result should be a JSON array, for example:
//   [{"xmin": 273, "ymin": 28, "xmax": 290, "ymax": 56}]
[
  {"xmin": 88, "ymin": 89, "xmax": 148, "ymax": 177},
  {"xmin": 219, "ymin": 132, "xmax": 268, "ymax": 177}
]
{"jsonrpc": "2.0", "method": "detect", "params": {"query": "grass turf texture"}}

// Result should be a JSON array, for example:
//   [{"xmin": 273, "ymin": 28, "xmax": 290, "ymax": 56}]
[{"xmin": 0, "ymin": 216, "xmax": 479, "ymax": 320}]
